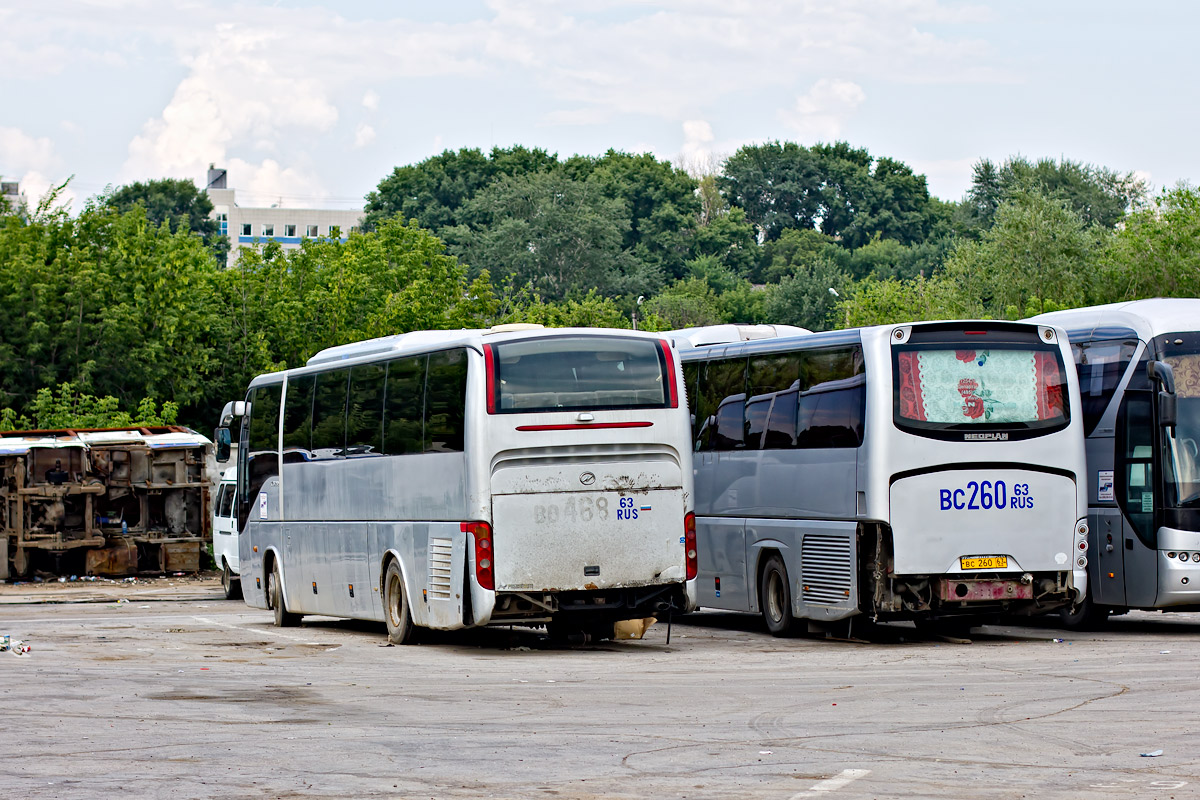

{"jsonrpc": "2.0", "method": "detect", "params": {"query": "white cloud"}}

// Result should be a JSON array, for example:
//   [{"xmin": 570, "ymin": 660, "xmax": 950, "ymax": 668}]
[
  {"xmin": 0, "ymin": 127, "xmax": 63, "ymax": 175},
  {"xmin": 362, "ymin": 89, "xmax": 380, "ymax": 112},
  {"xmin": 355, "ymin": 123, "xmax": 377, "ymax": 148},
  {"xmin": 780, "ymin": 79, "xmax": 867, "ymax": 143},
  {"xmin": 224, "ymin": 158, "xmax": 325, "ymax": 209}
]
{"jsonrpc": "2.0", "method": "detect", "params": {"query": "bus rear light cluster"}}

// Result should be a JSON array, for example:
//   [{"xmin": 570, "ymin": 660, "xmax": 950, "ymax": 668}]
[
  {"xmin": 1077, "ymin": 556, "xmax": 1088, "ymax": 569},
  {"xmin": 684, "ymin": 512, "xmax": 697, "ymax": 581},
  {"xmin": 1168, "ymin": 551, "xmax": 1200, "ymax": 563},
  {"xmin": 1078, "ymin": 539, "xmax": 1088, "ymax": 552},
  {"xmin": 463, "ymin": 521, "xmax": 494, "ymax": 590},
  {"xmin": 658, "ymin": 339, "xmax": 680, "ymax": 409}
]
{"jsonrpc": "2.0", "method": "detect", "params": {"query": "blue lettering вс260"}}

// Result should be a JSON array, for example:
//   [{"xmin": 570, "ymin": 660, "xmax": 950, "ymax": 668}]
[{"xmin": 939, "ymin": 481, "xmax": 1034, "ymax": 511}]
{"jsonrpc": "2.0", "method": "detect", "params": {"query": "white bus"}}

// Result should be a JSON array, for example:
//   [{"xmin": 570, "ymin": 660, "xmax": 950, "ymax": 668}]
[
  {"xmin": 1029, "ymin": 299, "xmax": 1200, "ymax": 627},
  {"xmin": 212, "ymin": 467, "xmax": 240, "ymax": 599},
  {"xmin": 674, "ymin": 320, "xmax": 1089, "ymax": 634},
  {"xmin": 214, "ymin": 326, "xmax": 697, "ymax": 643}
]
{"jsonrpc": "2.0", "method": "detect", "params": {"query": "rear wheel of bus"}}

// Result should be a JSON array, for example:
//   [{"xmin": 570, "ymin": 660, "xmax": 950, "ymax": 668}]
[
  {"xmin": 1058, "ymin": 592, "xmax": 1110, "ymax": 630},
  {"xmin": 384, "ymin": 560, "xmax": 416, "ymax": 644},
  {"xmin": 760, "ymin": 554, "xmax": 796, "ymax": 636},
  {"xmin": 269, "ymin": 561, "xmax": 300, "ymax": 628}
]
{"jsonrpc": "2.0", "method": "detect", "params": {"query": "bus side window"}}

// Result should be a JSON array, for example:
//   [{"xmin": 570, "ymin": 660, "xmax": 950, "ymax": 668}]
[
  {"xmin": 695, "ymin": 358, "xmax": 747, "ymax": 452},
  {"xmin": 796, "ymin": 347, "xmax": 866, "ymax": 449},
  {"xmin": 425, "ymin": 349, "xmax": 467, "ymax": 453},
  {"xmin": 749, "ymin": 353, "xmax": 802, "ymax": 450},
  {"xmin": 1073, "ymin": 339, "xmax": 1138, "ymax": 436},
  {"xmin": 311, "ymin": 369, "xmax": 350, "ymax": 460},
  {"xmin": 347, "ymin": 363, "xmax": 386, "ymax": 457},
  {"xmin": 282, "ymin": 374, "xmax": 315, "ymax": 460},
  {"xmin": 384, "ymin": 356, "xmax": 425, "ymax": 456},
  {"xmin": 239, "ymin": 383, "xmax": 282, "ymax": 530},
  {"xmin": 1118, "ymin": 390, "xmax": 1156, "ymax": 546}
]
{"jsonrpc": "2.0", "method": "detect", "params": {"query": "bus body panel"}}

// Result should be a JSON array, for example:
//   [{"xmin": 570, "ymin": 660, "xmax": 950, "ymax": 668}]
[
  {"xmin": 492, "ymin": 487, "xmax": 686, "ymax": 592},
  {"xmin": 694, "ymin": 517, "xmax": 747, "ymax": 609},
  {"xmin": 889, "ymin": 468, "xmax": 1078, "ymax": 575},
  {"xmin": 745, "ymin": 517, "xmax": 859, "ymax": 621}
]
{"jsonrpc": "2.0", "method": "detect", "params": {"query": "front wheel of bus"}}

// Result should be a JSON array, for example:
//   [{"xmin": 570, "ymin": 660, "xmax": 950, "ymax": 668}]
[
  {"xmin": 269, "ymin": 562, "xmax": 300, "ymax": 628},
  {"xmin": 384, "ymin": 561, "xmax": 416, "ymax": 645},
  {"xmin": 761, "ymin": 555, "xmax": 796, "ymax": 637}
]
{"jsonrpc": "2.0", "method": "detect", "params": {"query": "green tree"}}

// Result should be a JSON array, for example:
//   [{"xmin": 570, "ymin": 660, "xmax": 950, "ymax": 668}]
[
  {"xmin": 447, "ymin": 171, "xmax": 656, "ymax": 301},
  {"xmin": 761, "ymin": 257, "xmax": 852, "ymax": 330},
  {"xmin": 940, "ymin": 189, "xmax": 1106, "ymax": 318},
  {"xmin": 643, "ymin": 278, "xmax": 724, "ymax": 329},
  {"xmin": 363, "ymin": 145, "xmax": 559, "ymax": 231},
  {"xmin": 103, "ymin": 177, "xmax": 226, "ymax": 261},
  {"xmin": 962, "ymin": 156, "xmax": 1146, "ymax": 235},
  {"xmin": 565, "ymin": 150, "xmax": 700, "ymax": 281},
  {"xmin": 1103, "ymin": 185, "xmax": 1200, "ymax": 300}
]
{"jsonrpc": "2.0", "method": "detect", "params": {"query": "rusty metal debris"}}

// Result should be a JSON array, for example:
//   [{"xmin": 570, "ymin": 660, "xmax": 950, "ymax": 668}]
[{"xmin": 1, "ymin": 427, "xmax": 211, "ymax": 580}]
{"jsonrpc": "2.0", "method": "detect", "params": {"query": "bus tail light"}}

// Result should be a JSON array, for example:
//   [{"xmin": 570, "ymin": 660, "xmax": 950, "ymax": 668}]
[
  {"xmin": 483, "ymin": 344, "xmax": 497, "ymax": 414},
  {"xmin": 463, "ymin": 521, "xmax": 495, "ymax": 590},
  {"xmin": 658, "ymin": 339, "xmax": 679, "ymax": 409},
  {"xmin": 684, "ymin": 512, "xmax": 697, "ymax": 580}
]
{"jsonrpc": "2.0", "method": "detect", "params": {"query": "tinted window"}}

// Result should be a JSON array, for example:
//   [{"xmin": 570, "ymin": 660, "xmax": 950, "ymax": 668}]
[
  {"xmin": 1119, "ymin": 391, "xmax": 1156, "ymax": 545},
  {"xmin": 215, "ymin": 485, "xmax": 230, "ymax": 517},
  {"xmin": 763, "ymin": 389, "xmax": 799, "ymax": 449},
  {"xmin": 744, "ymin": 395, "xmax": 771, "ymax": 450},
  {"xmin": 796, "ymin": 348, "xmax": 865, "ymax": 449},
  {"xmin": 695, "ymin": 358, "xmax": 746, "ymax": 451},
  {"xmin": 492, "ymin": 336, "xmax": 668, "ymax": 412},
  {"xmin": 425, "ymin": 349, "xmax": 467, "ymax": 453},
  {"xmin": 1072, "ymin": 339, "xmax": 1137, "ymax": 436},
  {"xmin": 240, "ymin": 383, "xmax": 282, "ymax": 527},
  {"xmin": 282, "ymin": 374, "xmax": 314, "ymax": 459},
  {"xmin": 311, "ymin": 370, "xmax": 348, "ymax": 459},
  {"xmin": 384, "ymin": 356, "xmax": 425, "ymax": 455},
  {"xmin": 347, "ymin": 363, "xmax": 386, "ymax": 457}
]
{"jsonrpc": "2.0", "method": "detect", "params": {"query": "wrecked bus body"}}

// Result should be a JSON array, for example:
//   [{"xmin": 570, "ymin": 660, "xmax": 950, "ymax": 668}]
[{"xmin": 0, "ymin": 427, "xmax": 212, "ymax": 579}]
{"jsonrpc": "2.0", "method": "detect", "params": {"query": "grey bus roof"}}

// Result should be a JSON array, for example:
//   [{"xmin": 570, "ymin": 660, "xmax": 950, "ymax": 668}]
[
  {"xmin": 1027, "ymin": 299, "xmax": 1200, "ymax": 342},
  {"xmin": 669, "ymin": 324, "xmax": 813, "ymax": 349},
  {"xmin": 679, "ymin": 326, "xmax": 863, "ymax": 360}
]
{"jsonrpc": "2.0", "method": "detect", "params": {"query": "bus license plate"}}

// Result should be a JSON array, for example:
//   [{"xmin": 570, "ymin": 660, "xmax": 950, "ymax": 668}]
[{"xmin": 961, "ymin": 556, "xmax": 1008, "ymax": 570}]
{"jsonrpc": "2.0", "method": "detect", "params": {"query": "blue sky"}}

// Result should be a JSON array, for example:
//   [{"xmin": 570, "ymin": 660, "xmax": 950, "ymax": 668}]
[{"xmin": 3, "ymin": 1, "xmax": 1196, "ymax": 211}]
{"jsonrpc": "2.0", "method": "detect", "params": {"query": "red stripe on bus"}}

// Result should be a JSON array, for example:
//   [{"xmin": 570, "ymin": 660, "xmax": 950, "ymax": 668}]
[{"xmin": 515, "ymin": 422, "xmax": 654, "ymax": 431}]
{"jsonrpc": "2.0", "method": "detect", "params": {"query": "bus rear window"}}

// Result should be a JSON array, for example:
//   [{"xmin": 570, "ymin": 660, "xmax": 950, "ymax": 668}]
[
  {"xmin": 491, "ymin": 336, "xmax": 671, "ymax": 413},
  {"xmin": 894, "ymin": 346, "xmax": 1068, "ymax": 438}
]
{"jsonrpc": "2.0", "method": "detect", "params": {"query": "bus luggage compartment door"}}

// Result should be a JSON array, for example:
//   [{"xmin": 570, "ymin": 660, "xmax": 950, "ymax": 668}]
[{"xmin": 491, "ymin": 488, "xmax": 686, "ymax": 592}]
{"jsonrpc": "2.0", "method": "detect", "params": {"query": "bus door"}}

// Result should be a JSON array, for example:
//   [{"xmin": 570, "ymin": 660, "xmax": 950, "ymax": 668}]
[{"xmin": 1117, "ymin": 385, "xmax": 1159, "ymax": 607}]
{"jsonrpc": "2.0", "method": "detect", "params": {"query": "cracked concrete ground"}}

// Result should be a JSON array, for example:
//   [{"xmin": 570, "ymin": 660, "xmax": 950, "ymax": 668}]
[{"xmin": 1, "ymin": 587, "xmax": 1197, "ymax": 799}]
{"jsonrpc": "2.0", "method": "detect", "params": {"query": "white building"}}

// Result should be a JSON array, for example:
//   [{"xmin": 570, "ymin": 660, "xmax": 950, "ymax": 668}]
[
  {"xmin": 205, "ymin": 166, "xmax": 364, "ymax": 267},
  {"xmin": 1, "ymin": 180, "xmax": 20, "ymax": 213}
]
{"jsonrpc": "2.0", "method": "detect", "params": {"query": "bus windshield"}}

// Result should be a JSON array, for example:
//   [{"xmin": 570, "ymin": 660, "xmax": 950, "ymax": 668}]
[
  {"xmin": 1163, "ymin": 350, "xmax": 1200, "ymax": 508},
  {"xmin": 491, "ymin": 335, "xmax": 671, "ymax": 413},
  {"xmin": 894, "ymin": 343, "xmax": 1068, "ymax": 438}
]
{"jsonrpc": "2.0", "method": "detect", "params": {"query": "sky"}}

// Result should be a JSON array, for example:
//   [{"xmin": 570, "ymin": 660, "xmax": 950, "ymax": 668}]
[{"xmin": 3, "ymin": 0, "xmax": 1198, "ymax": 212}]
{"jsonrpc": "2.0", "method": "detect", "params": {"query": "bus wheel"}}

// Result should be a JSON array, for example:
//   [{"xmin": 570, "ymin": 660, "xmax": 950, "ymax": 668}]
[
  {"xmin": 760, "ymin": 555, "xmax": 796, "ymax": 637},
  {"xmin": 384, "ymin": 561, "xmax": 416, "ymax": 645},
  {"xmin": 269, "ymin": 562, "xmax": 300, "ymax": 628},
  {"xmin": 1059, "ymin": 593, "xmax": 1109, "ymax": 631},
  {"xmin": 221, "ymin": 561, "xmax": 242, "ymax": 601}
]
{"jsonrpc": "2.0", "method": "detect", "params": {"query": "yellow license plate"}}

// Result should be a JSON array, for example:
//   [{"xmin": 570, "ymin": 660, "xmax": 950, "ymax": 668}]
[{"xmin": 960, "ymin": 556, "xmax": 1008, "ymax": 570}]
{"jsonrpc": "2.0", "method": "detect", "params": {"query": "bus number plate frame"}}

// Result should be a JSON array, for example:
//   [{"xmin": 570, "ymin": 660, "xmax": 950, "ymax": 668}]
[{"xmin": 960, "ymin": 556, "xmax": 1008, "ymax": 570}]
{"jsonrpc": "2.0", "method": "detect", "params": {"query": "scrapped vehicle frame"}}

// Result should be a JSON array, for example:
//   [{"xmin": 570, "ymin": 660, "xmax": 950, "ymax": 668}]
[{"xmin": 0, "ymin": 427, "xmax": 212, "ymax": 580}]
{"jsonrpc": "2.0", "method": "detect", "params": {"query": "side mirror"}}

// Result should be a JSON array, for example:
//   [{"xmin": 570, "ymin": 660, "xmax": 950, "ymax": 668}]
[
  {"xmin": 1147, "ymin": 361, "xmax": 1177, "ymax": 429},
  {"xmin": 214, "ymin": 427, "xmax": 232, "ymax": 462},
  {"xmin": 219, "ymin": 400, "xmax": 247, "ymax": 428}
]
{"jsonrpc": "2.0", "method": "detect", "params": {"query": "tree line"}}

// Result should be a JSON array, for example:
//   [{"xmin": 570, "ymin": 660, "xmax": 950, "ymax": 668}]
[{"xmin": 1, "ymin": 142, "xmax": 1195, "ymax": 430}]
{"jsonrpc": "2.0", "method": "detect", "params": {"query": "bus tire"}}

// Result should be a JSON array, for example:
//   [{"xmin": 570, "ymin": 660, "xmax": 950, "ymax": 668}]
[
  {"xmin": 221, "ymin": 561, "xmax": 242, "ymax": 601},
  {"xmin": 269, "ymin": 561, "xmax": 300, "ymax": 628},
  {"xmin": 384, "ymin": 560, "xmax": 416, "ymax": 645},
  {"xmin": 1059, "ymin": 592, "xmax": 1109, "ymax": 631},
  {"xmin": 760, "ymin": 554, "xmax": 797, "ymax": 637}
]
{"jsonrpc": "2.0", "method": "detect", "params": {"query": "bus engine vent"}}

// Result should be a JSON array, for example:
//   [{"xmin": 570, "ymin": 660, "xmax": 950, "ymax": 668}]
[
  {"xmin": 800, "ymin": 534, "xmax": 853, "ymax": 605},
  {"xmin": 428, "ymin": 537, "xmax": 454, "ymax": 600}
]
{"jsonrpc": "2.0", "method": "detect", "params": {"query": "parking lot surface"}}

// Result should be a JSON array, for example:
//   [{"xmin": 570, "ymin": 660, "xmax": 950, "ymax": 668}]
[{"xmin": 2, "ymin": 580, "xmax": 1197, "ymax": 799}]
